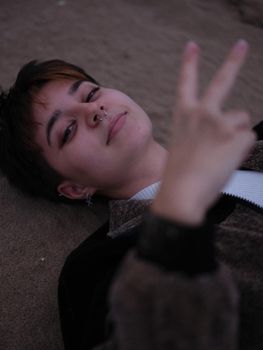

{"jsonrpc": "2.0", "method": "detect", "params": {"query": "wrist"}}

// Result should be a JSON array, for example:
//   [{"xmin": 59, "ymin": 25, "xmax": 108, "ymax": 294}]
[
  {"xmin": 137, "ymin": 212, "xmax": 217, "ymax": 274},
  {"xmin": 152, "ymin": 190, "xmax": 206, "ymax": 226}
]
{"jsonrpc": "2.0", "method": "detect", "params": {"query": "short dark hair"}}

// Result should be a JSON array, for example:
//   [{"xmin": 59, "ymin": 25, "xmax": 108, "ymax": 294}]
[{"xmin": 0, "ymin": 60, "xmax": 98, "ymax": 201}]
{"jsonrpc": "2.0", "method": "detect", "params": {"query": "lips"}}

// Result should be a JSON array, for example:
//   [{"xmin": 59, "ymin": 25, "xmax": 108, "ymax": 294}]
[{"xmin": 107, "ymin": 111, "xmax": 127, "ymax": 144}]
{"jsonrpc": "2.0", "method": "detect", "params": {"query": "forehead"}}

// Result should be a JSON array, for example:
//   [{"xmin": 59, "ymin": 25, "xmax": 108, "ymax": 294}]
[
  {"xmin": 37, "ymin": 79, "xmax": 70, "ymax": 101},
  {"xmin": 32, "ymin": 79, "xmax": 95, "ymax": 121},
  {"xmin": 32, "ymin": 81, "xmax": 67, "ymax": 126}
]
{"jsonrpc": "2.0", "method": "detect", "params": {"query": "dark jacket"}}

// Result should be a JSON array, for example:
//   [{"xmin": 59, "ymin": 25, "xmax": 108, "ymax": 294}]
[{"xmin": 58, "ymin": 123, "xmax": 263, "ymax": 350}]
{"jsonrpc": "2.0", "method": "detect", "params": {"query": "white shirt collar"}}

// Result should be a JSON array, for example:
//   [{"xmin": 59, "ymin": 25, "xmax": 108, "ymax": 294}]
[
  {"xmin": 130, "ymin": 171, "xmax": 263, "ymax": 209},
  {"xmin": 130, "ymin": 182, "xmax": 160, "ymax": 200}
]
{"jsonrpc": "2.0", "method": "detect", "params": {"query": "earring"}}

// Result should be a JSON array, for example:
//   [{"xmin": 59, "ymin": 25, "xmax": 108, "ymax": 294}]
[{"xmin": 85, "ymin": 193, "xmax": 93, "ymax": 207}]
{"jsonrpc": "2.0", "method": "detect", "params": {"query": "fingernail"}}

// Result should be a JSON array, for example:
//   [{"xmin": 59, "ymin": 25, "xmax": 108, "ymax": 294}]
[
  {"xmin": 185, "ymin": 41, "xmax": 199, "ymax": 55},
  {"xmin": 235, "ymin": 39, "xmax": 248, "ymax": 53}
]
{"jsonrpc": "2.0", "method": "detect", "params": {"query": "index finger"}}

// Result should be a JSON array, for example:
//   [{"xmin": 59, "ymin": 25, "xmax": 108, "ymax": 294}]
[
  {"xmin": 203, "ymin": 40, "xmax": 249, "ymax": 111},
  {"xmin": 176, "ymin": 41, "xmax": 199, "ymax": 109}
]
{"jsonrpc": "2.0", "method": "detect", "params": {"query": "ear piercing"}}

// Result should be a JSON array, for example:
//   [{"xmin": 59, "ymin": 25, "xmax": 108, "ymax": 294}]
[
  {"xmin": 85, "ymin": 193, "xmax": 93, "ymax": 207},
  {"xmin": 58, "ymin": 192, "xmax": 93, "ymax": 206}
]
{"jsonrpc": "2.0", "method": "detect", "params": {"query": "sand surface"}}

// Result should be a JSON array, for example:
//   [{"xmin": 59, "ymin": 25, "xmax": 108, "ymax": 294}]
[{"xmin": 0, "ymin": 1, "xmax": 263, "ymax": 349}]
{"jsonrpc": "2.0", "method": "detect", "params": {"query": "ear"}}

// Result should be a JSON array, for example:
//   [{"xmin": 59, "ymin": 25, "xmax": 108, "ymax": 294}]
[{"xmin": 57, "ymin": 181, "xmax": 96, "ymax": 200}]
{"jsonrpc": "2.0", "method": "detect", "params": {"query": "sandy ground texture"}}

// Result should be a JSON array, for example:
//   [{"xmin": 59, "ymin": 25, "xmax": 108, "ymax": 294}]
[{"xmin": 0, "ymin": 1, "xmax": 263, "ymax": 349}]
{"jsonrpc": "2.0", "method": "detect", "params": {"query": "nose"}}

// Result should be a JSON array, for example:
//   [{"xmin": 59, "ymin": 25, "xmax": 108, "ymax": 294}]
[{"xmin": 84, "ymin": 104, "xmax": 106, "ymax": 128}]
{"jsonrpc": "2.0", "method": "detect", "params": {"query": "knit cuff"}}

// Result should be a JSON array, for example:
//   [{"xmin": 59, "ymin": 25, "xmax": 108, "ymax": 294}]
[{"xmin": 137, "ymin": 212, "xmax": 217, "ymax": 276}]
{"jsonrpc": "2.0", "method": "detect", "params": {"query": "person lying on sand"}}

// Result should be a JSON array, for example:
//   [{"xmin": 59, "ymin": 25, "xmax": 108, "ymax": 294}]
[{"xmin": 1, "ymin": 40, "xmax": 262, "ymax": 350}]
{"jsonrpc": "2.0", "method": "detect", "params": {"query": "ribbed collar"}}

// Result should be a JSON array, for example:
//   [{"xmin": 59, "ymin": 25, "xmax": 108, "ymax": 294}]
[{"xmin": 130, "ymin": 182, "xmax": 160, "ymax": 200}]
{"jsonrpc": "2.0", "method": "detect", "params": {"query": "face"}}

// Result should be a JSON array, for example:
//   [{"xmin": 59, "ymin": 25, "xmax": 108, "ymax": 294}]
[{"xmin": 33, "ymin": 79, "xmax": 153, "ymax": 199}]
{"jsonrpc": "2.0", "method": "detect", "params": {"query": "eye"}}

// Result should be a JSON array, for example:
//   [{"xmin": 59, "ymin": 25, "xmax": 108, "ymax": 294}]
[
  {"xmin": 86, "ymin": 86, "xmax": 100, "ymax": 102},
  {"xmin": 61, "ymin": 120, "xmax": 77, "ymax": 146}
]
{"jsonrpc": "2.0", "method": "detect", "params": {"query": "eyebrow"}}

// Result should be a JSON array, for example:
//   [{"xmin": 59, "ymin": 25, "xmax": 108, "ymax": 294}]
[
  {"xmin": 46, "ymin": 109, "xmax": 62, "ymax": 146},
  {"xmin": 68, "ymin": 79, "xmax": 85, "ymax": 95},
  {"xmin": 46, "ymin": 80, "xmax": 85, "ymax": 146}
]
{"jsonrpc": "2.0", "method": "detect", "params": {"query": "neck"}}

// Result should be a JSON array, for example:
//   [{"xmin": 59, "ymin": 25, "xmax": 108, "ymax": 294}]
[{"xmin": 105, "ymin": 139, "xmax": 167, "ymax": 199}]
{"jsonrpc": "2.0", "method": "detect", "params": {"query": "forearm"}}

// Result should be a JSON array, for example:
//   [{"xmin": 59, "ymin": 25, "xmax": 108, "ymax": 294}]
[{"xmin": 108, "ymin": 212, "xmax": 239, "ymax": 350}]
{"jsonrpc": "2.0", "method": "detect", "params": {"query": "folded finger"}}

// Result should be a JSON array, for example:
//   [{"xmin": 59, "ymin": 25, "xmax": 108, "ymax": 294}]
[{"xmin": 223, "ymin": 110, "xmax": 252, "ymax": 130}]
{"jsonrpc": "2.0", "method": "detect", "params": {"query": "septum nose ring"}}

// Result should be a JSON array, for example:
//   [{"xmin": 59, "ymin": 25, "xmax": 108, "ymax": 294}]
[{"xmin": 97, "ymin": 106, "xmax": 108, "ymax": 121}]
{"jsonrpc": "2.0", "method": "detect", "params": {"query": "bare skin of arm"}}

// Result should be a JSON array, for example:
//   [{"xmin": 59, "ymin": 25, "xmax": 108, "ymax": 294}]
[{"xmin": 152, "ymin": 40, "xmax": 256, "ymax": 225}]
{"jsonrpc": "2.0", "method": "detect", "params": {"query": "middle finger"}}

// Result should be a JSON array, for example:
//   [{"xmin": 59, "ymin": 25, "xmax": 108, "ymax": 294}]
[{"xmin": 203, "ymin": 40, "xmax": 249, "ymax": 111}]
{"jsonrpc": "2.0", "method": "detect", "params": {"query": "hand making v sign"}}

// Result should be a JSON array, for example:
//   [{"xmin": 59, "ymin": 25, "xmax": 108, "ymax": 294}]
[{"xmin": 152, "ymin": 40, "xmax": 256, "ymax": 225}]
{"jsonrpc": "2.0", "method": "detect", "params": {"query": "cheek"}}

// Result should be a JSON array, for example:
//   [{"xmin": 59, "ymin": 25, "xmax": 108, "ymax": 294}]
[
  {"xmin": 123, "ymin": 112, "xmax": 153, "ymax": 143},
  {"xmin": 61, "ymin": 144, "xmax": 108, "ymax": 179}
]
